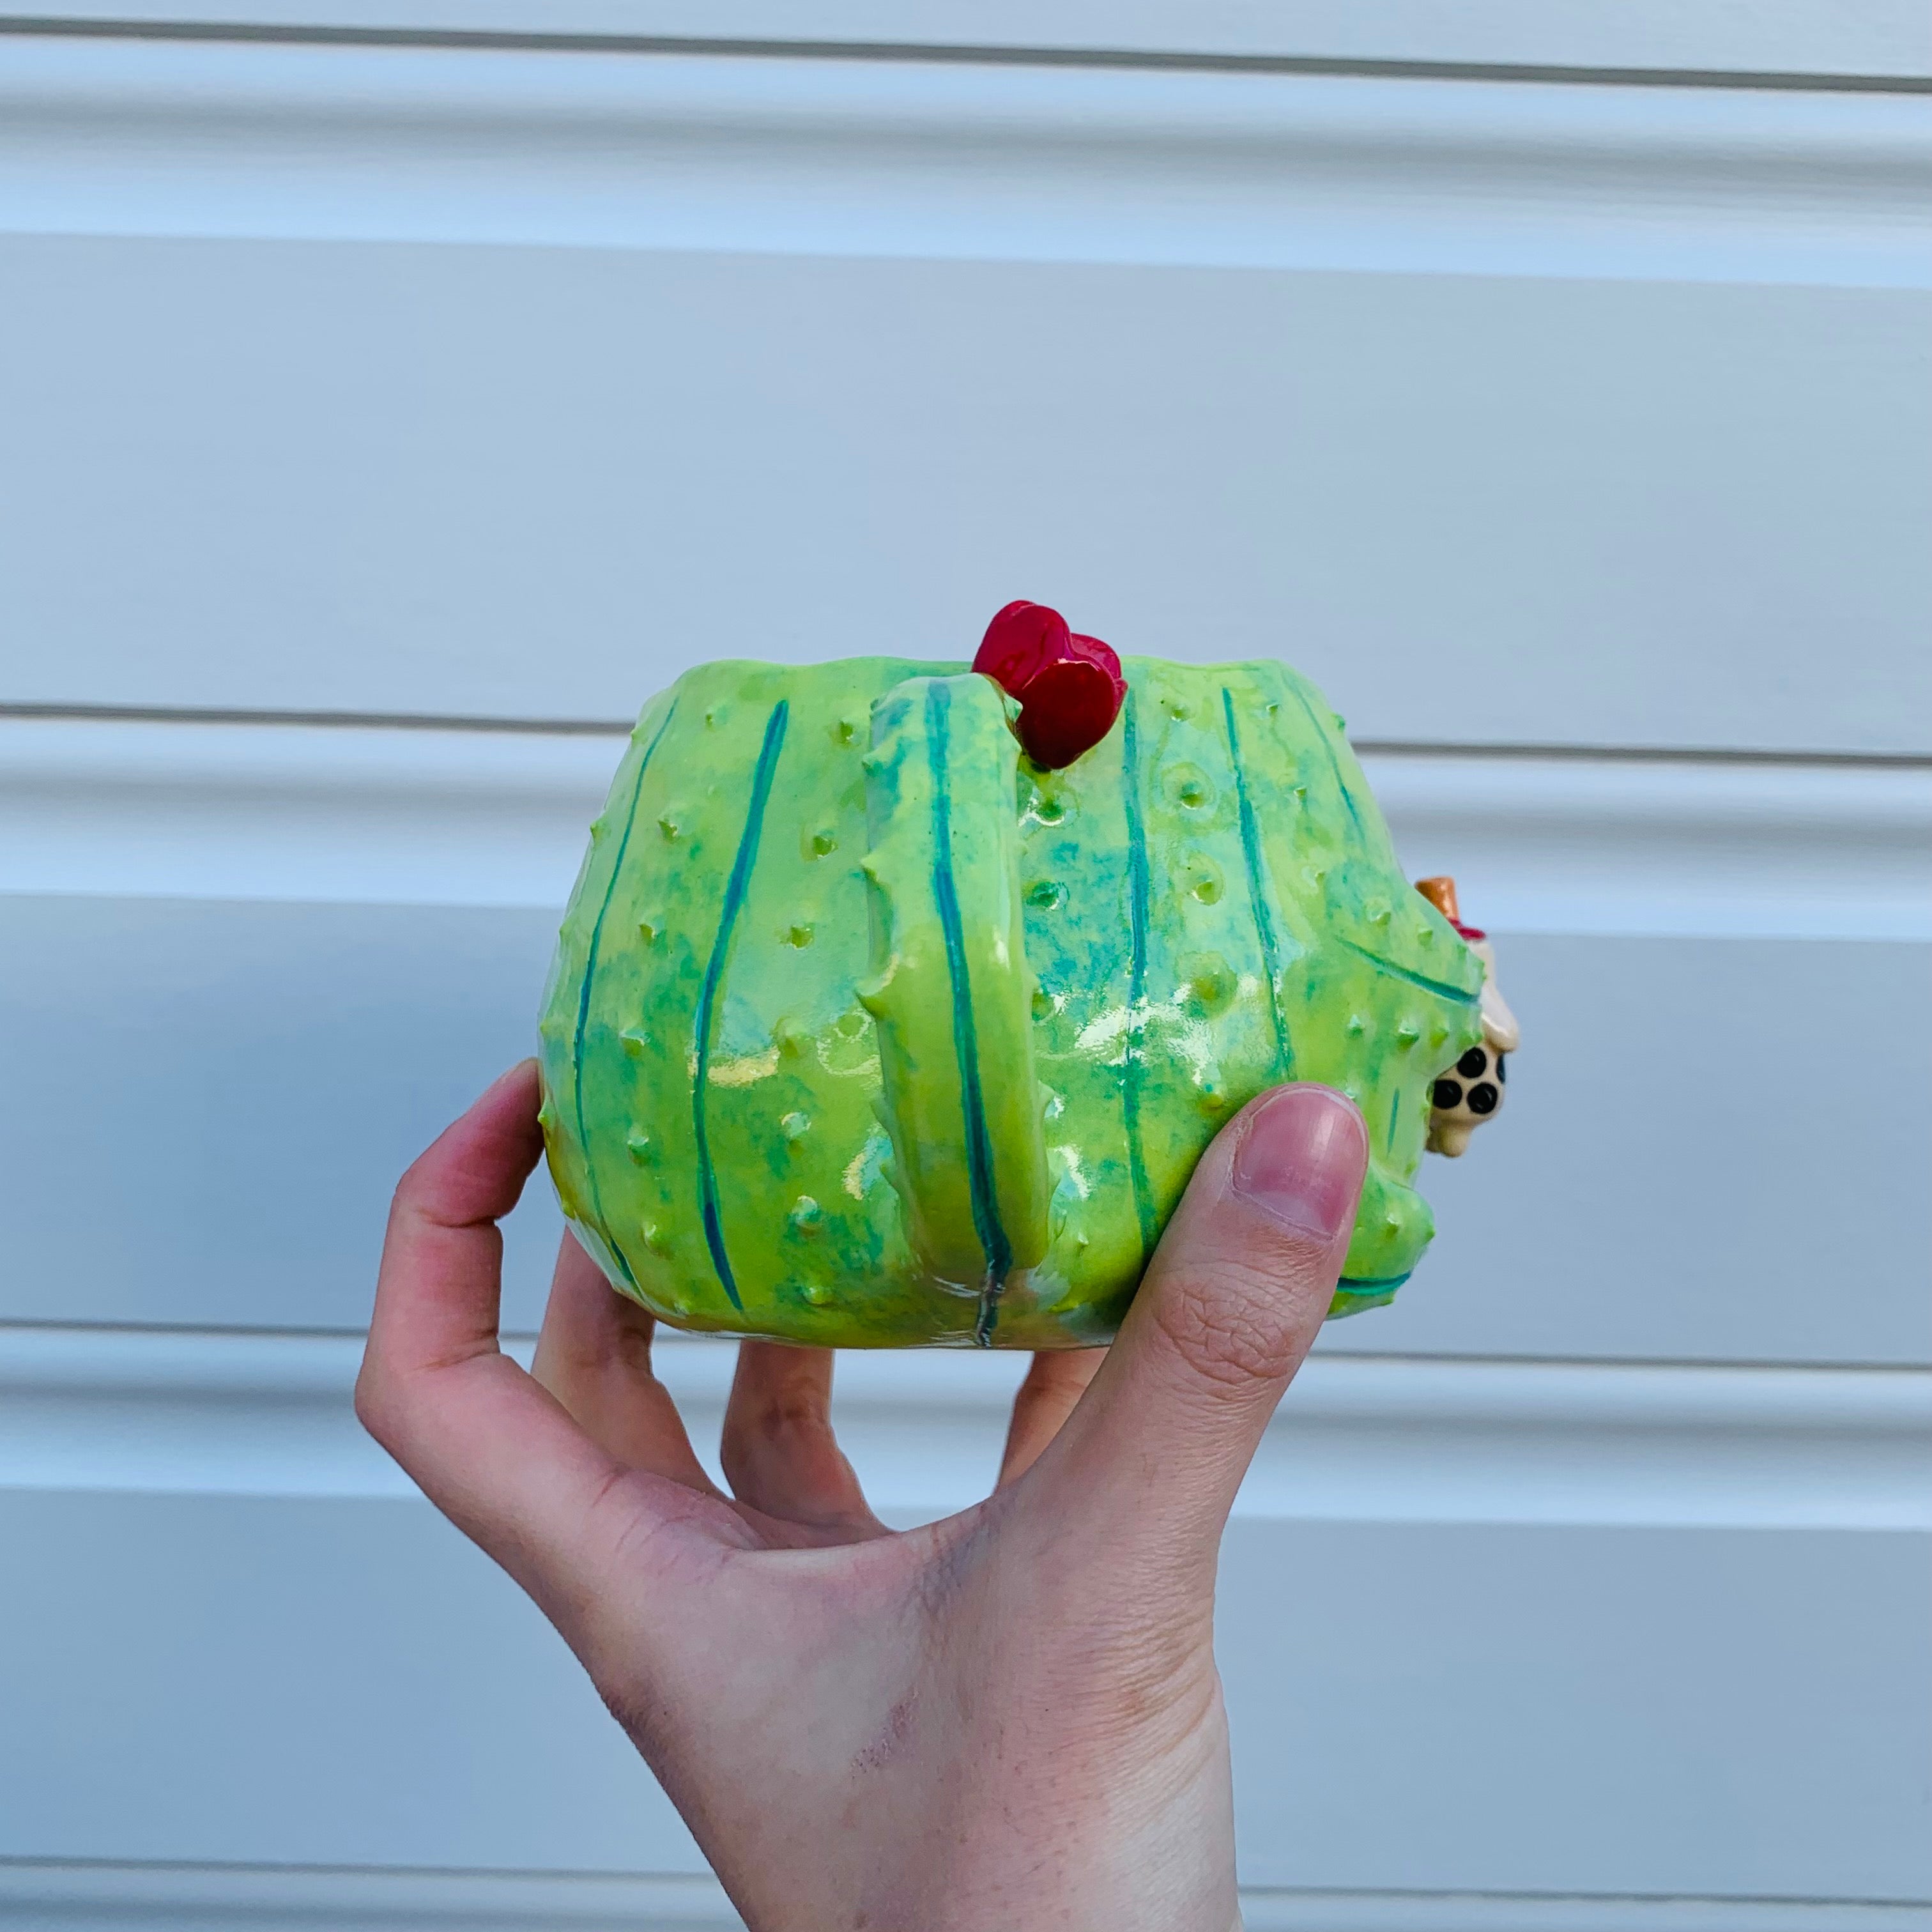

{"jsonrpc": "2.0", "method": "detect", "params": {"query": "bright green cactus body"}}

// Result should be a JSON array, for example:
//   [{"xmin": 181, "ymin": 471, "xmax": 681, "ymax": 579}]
[{"xmin": 539, "ymin": 656, "xmax": 1483, "ymax": 1348}]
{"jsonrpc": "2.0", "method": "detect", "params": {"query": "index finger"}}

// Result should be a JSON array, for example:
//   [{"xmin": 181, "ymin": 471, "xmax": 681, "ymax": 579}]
[{"xmin": 355, "ymin": 1061, "xmax": 703, "ymax": 1614}]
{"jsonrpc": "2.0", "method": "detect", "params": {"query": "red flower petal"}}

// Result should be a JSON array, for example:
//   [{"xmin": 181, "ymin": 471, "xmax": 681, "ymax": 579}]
[
  {"xmin": 1012, "ymin": 657, "xmax": 1124, "ymax": 769},
  {"xmin": 973, "ymin": 601, "xmax": 1072, "ymax": 695},
  {"xmin": 1067, "ymin": 631, "xmax": 1124, "ymax": 694},
  {"xmin": 972, "ymin": 601, "xmax": 1126, "ymax": 767}
]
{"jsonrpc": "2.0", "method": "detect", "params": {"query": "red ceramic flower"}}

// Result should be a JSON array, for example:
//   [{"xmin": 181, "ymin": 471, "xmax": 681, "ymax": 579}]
[{"xmin": 972, "ymin": 601, "xmax": 1126, "ymax": 769}]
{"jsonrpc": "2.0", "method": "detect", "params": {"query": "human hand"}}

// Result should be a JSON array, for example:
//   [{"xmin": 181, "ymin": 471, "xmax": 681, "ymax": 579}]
[{"xmin": 357, "ymin": 1062, "xmax": 1368, "ymax": 1932}]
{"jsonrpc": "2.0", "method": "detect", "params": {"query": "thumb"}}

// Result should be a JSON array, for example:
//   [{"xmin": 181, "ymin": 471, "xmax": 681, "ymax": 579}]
[{"xmin": 1022, "ymin": 1082, "xmax": 1368, "ymax": 1582}]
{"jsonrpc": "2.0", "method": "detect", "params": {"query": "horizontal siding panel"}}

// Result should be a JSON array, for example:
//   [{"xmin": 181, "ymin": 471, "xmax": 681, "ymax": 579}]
[
  {"xmin": 1219, "ymin": 1519, "xmax": 1932, "ymax": 1898},
  {"xmin": 7, "ymin": 719, "xmax": 1929, "ymax": 938},
  {"xmin": 1, "ymin": 48, "xmax": 1928, "ymax": 751},
  {"xmin": 6, "ymin": 1326, "xmax": 1928, "ymax": 1529},
  {"xmin": 3, "ymin": 891, "xmax": 1926, "ymax": 1363},
  {"xmin": 0, "ymin": 1487, "xmax": 1924, "ymax": 1897},
  {"xmin": 2, "ymin": 243, "xmax": 1922, "ymax": 755},
  {"xmin": 0, "ymin": 719, "xmax": 629, "ymax": 911},
  {"xmin": 4, "ymin": 1324, "xmax": 1928, "ymax": 1902},
  {"xmin": 10, "ymin": 1328, "xmax": 1921, "ymax": 1903},
  {"xmin": 8, "ymin": 3, "xmax": 1932, "ymax": 80},
  {"xmin": 4, "ymin": 40, "xmax": 1928, "ymax": 277},
  {"xmin": 1, "ymin": 1868, "xmax": 1928, "ymax": 1932},
  {"xmin": 0, "ymin": 895, "xmax": 569, "ymax": 1333},
  {"xmin": 3, "ymin": 723, "xmax": 1926, "ymax": 1357},
  {"xmin": 1358, "ymin": 931, "xmax": 1932, "ymax": 1364}
]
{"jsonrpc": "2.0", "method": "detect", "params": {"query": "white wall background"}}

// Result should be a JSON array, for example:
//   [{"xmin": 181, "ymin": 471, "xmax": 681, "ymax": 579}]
[{"xmin": 1, "ymin": 6, "xmax": 1929, "ymax": 1927}]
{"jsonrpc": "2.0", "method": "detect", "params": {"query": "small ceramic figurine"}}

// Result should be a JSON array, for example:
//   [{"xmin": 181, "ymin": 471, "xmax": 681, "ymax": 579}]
[
  {"xmin": 1414, "ymin": 875, "xmax": 1519, "ymax": 1156},
  {"xmin": 539, "ymin": 603, "xmax": 1507, "ymax": 1348}
]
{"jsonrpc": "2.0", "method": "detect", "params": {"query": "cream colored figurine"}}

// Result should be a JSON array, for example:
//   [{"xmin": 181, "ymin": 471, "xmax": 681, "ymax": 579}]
[{"xmin": 1414, "ymin": 877, "xmax": 1518, "ymax": 1157}]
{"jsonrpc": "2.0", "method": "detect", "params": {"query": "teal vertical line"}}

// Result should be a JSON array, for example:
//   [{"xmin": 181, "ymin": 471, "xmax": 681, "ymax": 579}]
[
  {"xmin": 1336, "ymin": 935, "xmax": 1479, "ymax": 1006},
  {"xmin": 571, "ymin": 698, "xmax": 678, "ymax": 1289},
  {"xmin": 926, "ymin": 680, "xmax": 1012, "ymax": 1346},
  {"xmin": 1387, "ymin": 1086, "xmax": 1402, "ymax": 1155},
  {"xmin": 1119, "ymin": 687, "xmax": 1156, "ymax": 1267},
  {"xmin": 1282, "ymin": 673, "xmax": 1364, "ymax": 839},
  {"xmin": 1222, "ymin": 686, "xmax": 1292, "ymax": 1081},
  {"xmin": 694, "ymin": 699, "xmax": 790, "ymax": 1311}
]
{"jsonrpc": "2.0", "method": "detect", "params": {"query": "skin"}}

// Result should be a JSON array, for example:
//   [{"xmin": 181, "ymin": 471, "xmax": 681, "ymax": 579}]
[{"xmin": 358, "ymin": 1061, "xmax": 1370, "ymax": 1932}]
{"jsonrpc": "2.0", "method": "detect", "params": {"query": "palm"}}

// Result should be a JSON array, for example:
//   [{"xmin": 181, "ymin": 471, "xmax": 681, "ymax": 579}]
[{"xmin": 358, "ymin": 1061, "xmax": 1365, "ymax": 1932}]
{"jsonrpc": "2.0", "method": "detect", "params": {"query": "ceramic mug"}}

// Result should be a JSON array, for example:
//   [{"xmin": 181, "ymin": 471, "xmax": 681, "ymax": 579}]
[{"xmin": 539, "ymin": 654, "xmax": 1483, "ymax": 1347}]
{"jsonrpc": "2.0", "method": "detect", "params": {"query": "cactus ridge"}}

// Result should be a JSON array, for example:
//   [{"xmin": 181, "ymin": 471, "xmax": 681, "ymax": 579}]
[
  {"xmin": 693, "ymin": 697, "xmax": 791, "ymax": 1311},
  {"xmin": 1282, "ymin": 672, "xmax": 1366, "ymax": 841},
  {"xmin": 1220, "ymin": 684, "xmax": 1292, "ymax": 1080},
  {"xmin": 569, "ymin": 694, "xmax": 679, "ymax": 1291},
  {"xmin": 924, "ymin": 680, "xmax": 1014, "ymax": 1336},
  {"xmin": 1118, "ymin": 686, "xmax": 1156, "ymax": 1268}
]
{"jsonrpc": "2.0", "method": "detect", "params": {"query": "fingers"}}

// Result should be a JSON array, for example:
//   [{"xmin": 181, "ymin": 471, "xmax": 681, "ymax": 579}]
[
  {"xmin": 531, "ymin": 1232, "xmax": 725, "ymax": 1495},
  {"xmin": 1020, "ymin": 1082, "xmax": 1367, "ymax": 1584},
  {"xmin": 357, "ymin": 1063, "xmax": 723, "ymax": 1618},
  {"xmin": 998, "ymin": 1349, "xmax": 1105, "ymax": 1487},
  {"xmin": 720, "ymin": 1342, "xmax": 884, "ymax": 1537}
]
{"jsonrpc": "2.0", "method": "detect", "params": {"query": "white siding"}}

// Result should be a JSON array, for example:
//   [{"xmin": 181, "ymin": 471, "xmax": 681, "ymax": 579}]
[{"xmin": 2, "ymin": 10, "xmax": 1928, "ymax": 1926}]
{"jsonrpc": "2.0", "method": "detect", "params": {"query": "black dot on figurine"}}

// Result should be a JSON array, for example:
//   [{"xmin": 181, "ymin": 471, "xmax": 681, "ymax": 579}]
[
  {"xmin": 1495, "ymin": 1054, "xmax": 1507, "ymax": 1084},
  {"xmin": 1432, "ymin": 1079, "xmax": 1463, "ymax": 1110},
  {"xmin": 1468, "ymin": 1082, "xmax": 1498, "ymax": 1115},
  {"xmin": 1457, "ymin": 1046, "xmax": 1488, "ymax": 1078}
]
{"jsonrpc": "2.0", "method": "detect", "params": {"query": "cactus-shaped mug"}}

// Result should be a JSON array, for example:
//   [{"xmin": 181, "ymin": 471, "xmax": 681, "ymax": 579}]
[{"xmin": 539, "ymin": 607, "xmax": 1500, "ymax": 1348}]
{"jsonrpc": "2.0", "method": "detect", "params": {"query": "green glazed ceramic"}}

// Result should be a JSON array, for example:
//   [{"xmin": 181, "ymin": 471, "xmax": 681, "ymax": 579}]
[{"xmin": 539, "ymin": 657, "xmax": 1484, "ymax": 1348}]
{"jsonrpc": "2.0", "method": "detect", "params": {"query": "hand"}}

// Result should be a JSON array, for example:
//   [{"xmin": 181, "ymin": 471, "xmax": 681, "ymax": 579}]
[{"xmin": 358, "ymin": 1062, "xmax": 1368, "ymax": 1932}]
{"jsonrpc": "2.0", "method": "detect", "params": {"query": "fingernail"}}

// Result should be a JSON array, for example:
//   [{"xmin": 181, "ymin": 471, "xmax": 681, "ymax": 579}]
[{"xmin": 1230, "ymin": 1084, "xmax": 1367, "ymax": 1241}]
